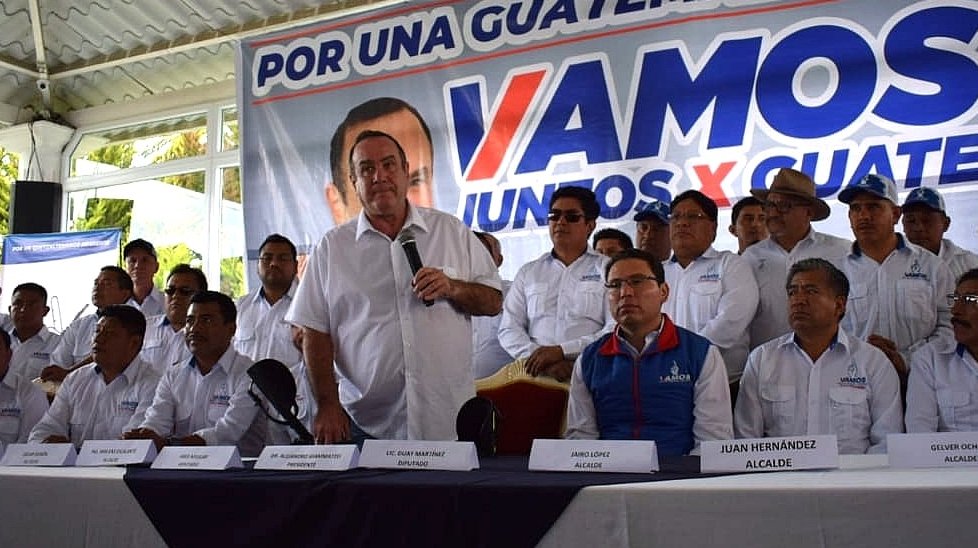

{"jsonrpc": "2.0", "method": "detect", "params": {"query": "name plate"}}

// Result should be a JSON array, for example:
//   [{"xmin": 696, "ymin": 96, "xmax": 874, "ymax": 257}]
[
  {"xmin": 701, "ymin": 435, "xmax": 839, "ymax": 472},
  {"xmin": 0, "ymin": 443, "xmax": 77, "ymax": 467},
  {"xmin": 77, "ymin": 440, "xmax": 157, "ymax": 466},
  {"xmin": 888, "ymin": 432, "xmax": 978, "ymax": 468},
  {"xmin": 528, "ymin": 439, "xmax": 658, "ymax": 473},
  {"xmin": 359, "ymin": 440, "xmax": 478, "ymax": 471},
  {"xmin": 151, "ymin": 446, "xmax": 243, "ymax": 470},
  {"xmin": 255, "ymin": 445, "xmax": 360, "ymax": 471}
]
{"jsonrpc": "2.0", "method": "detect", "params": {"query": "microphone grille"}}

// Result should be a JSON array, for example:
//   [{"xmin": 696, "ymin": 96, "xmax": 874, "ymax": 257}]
[{"xmin": 397, "ymin": 228, "xmax": 416, "ymax": 245}]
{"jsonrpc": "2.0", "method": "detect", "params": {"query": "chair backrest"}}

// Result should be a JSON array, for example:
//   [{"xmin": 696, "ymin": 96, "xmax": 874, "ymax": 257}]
[{"xmin": 474, "ymin": 360, "xmax": 569, "ymax": 455}]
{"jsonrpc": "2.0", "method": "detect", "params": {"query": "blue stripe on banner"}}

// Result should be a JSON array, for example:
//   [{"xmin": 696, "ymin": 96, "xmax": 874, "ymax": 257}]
[{"xmin": 1, "ymin": 229, "xmax": 122, "ymax": 265}]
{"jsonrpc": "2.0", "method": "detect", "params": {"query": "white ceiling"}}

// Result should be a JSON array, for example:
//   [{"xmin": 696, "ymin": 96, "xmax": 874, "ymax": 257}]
[{"xmin": 0, "ymin": 0, "xmax": 391, "ymax": 128}]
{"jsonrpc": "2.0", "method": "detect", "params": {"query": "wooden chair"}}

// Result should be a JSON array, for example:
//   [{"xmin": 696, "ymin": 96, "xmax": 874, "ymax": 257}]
[{"xmin": 474, "ymin": 360, "xmax": 569, "ymax": 455}]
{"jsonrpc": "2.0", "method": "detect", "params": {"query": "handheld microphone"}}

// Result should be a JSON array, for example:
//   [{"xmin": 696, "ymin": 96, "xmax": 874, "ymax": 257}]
[{"xmin": 398, "ymin": 228, "xmax": 434, "ymax": 307}]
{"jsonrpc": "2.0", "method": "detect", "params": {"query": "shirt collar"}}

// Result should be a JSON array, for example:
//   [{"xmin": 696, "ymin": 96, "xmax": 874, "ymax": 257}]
[
  {"xmin": 355, "ymin": 203, "xmax": 429, "ymax": 241},
  {"xmin": 11, "ymin": 325, "xmax": 52, "ymax": 343},
  {"xmin": 189, "ymin": 345, "xmax": 236, "ymax": 375},
  {"xmin": 669, "ymin": 245, "xmax": 718, "ymax": 264},
  {"xmin": 784, "ymin": 329, "xmax": 846, "ymax": 352},
  {"xmin": 851, "ymin": 233, "xmax": 908, "ymax": 257},
  {"xmin": 599, "ymin": 315, "xmax": 679, "ymax": 357}
]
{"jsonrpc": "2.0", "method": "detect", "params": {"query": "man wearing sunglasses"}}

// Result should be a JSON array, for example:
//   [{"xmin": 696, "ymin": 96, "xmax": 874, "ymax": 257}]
[
  {"xmin": 566, "ymin": 249, "xmax": 733, "ymax": 455},
  {"xmin": 907, "ymin": 269, "xmax": 978, "ymax": 432},
  {"xmin": 744, "ymin": 168, "xmax": 850, "ymax": 350},
  {"xmin": 140, "ymin": 264, "xmax": 207, "ymax": 374},
  {"xmin": 499, "ymin": 186, "xmax": 613, "ymax": 383}
]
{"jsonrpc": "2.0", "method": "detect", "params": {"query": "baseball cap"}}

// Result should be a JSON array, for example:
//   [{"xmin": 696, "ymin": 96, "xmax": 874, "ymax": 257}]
[
  {"xmin": 838, "ymin": 174, "xmax": 899, "ymax": 205},
  {"xmin": 901, "ymin": 187, "xmax": 946, "ymax": 213},
  {"xmin": 633, "ymin": 200, "xmax": 670, "ymax": 224},
  {"xmin": 123, "ymin": 238, "xmax": 157, "ymax": 259}
]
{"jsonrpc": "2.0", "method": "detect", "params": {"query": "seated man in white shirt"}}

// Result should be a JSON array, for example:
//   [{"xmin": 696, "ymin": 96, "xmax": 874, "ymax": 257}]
[
  {"xmin": 906, "ymin": 268, "xmax": 978, "ymax": 432},
  {"xmin": 141, "ymin": 264, "xmax": 207, "ymax": 373},
  {"xmin": 124, "ymin": 291, "xmax": 266, "ymax": 457},
  {"xmin": 7, "ymin": 282, "xmax": 60, "ymax": 381},
  {"xmin": 735, "ymin": 259, "xmax": 902, "ymax": 454},
  {"xmin": 29, "ymin": 306, "xmax": 160, "ymax": 448},
  {"xmin": 566, "ymin": 249, "xmax": 733, "ymax": 456},
  {"xmin": 0, "ymin": 329, "xmax": 49, "ymax": 448}
]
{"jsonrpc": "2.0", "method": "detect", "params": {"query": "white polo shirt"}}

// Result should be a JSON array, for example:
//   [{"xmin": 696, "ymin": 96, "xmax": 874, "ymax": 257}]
[
  {"xmin": 662, "ymin": 246, "xmax": 759, "ymax": 382},
  {"xmin": 0, "ymin": 370, "xmax": 49, "ymax": 446},
  {"xmin": 939, "ymin": 238, "xmax": 978, "ymax": 282},
  {"xmin": 140, "ymin": 314, "xmax": 190, "ymax": 374},
  {"xmin": 472, "ymin": 280, "xmax": 513, "ymax": 379},
  {"xmin": 234, "ymin": 280, "xmax": 301, "ymax": 365},
  {"xmin": 49, "ymin": 313, "xmax": 99, "ymax": 368},
  {"xmin": 906, "ymin": 343, "xmax": 978, "ymax": 433},
  {"xmin": 28, "ymin": 357, "xmax": 160, "ymax": 448},
  {"xmin": 10, "ymin": 326, "xmax": 61, "ymax": 381},
  {"xmin": 498, "ymin": 249, "xmax": 612, "ymax": 360},
  {"xmin": 734, "ymin": 330, "xmax": 903, "ymax": 454}
]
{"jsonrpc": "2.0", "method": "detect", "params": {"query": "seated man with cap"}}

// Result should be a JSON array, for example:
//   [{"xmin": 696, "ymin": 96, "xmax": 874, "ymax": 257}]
[
  {"xmin": 901, "ymin": 187, "xmax": 978, "ymax": 281},
  {"xmin": 124, "ymin": 238, "xmax": 165, "ymax": 318},
  {"xmin": 29, "ymin": 306, "xmax": 160, "ymax": 447},
  {"xmin": 744, "ymin": 168, "xmax": 850, "ymax": 349},
  {"xmin": 633, "ymin": 200, "xmax": 671, "ymax": 262}
]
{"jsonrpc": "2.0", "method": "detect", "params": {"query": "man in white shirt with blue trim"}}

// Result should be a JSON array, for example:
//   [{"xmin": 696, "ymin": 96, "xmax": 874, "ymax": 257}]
[
  {"xmin": 7, "ymin": 283, "xmax": 60, "ymax": 381},
  {"xmin": 140, "ymin": 264, "xmax": 206, "ymax": 373},
  {"xmin": 901, "ymin": 187, "xmax": 978, "ymax": 281},
  {"xmin": 906, "ymin": 268, "xmax": 978, "ymax": 432},
  {"xmin": 126, "ymin": 291, "xmax": 266, "ymax": 456},
  {"xmin": 0, "ymin": 329, "xmax": 48, "ymax": 448},
  {"xmin": 735, "ymin": 259, "xmax": 902, "ymax": 454},
  {"xmin": 744, "ymin": 168, "xmax": 850, "ymax": 349},
  {"xmin": 838, "ymin": 174, "xmax": 954, "ymax": 388},
  {"xmin": 662, "ymin": 190, "xmax": 759, "ymax": 398},
  {"xmin": 124, "ymin": 239, "xmax": 165, "ymax": 318},
  {"xmin": 30, "ymin": 305, "xmax": 159, "ymax": 448},
  {"xmin": 498, "ymin": 186, "xmax": 613, "ymax": 383}
]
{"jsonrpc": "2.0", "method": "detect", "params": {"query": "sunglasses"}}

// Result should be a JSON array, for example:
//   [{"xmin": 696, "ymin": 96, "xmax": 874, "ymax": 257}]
[
  {"xmin": 164, "ymin": 287, "xmax": 197, "ymax": 297},
  {"xmin": 547, "ymin": 211, "xmax": 585, "ymax": 223}
]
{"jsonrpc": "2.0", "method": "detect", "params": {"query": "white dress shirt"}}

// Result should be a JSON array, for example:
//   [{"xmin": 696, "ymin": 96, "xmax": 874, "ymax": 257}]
[
  {"xmin": 234, "ymin": 279, "xmax": 301, "ymax": 365},
  {"xmin": 266, "ymin": 360, "xmax": 318, "ymax": 445},
  {"xmin": 663, "ymin": 246, "xmax": 759, "ymax": 382},
  {"xmin": 140, "ymin": 315, "xmax": 190, "ymax": 374},
  {"xmin": 286, "ymin": 205, "xmax": 501, "ymax": 441},
  {"xmin": 734, "ymin": 330, "xmax": 903, "ymax": 454},
  {"xmin": 136, "ymin": 287, "xmax": 166, "ymax": 319},
  {"xmin": 29, "ymin": 357, "xmax": 161, "ymax": 448},
  {"xmin": 498, "ymin": 249, "xmax": 612, "ymax": 360},
  {"xmin": 138, "ymin": 346, "xmax": 265, "ymax": 456},
  {"xmin": 744, "ymin": 230, "xmax": 851, "ymax": 348},
  {"xmin": 0, "ymin": 370, "xmax": 49, "ymax": 446},
  {"xmin": 840, "ymin": 235, "xmax": 954, "ymax": 362},
  {"xmin": 906, "ymin": 343, "xmax": 978, "ymax": 432},
  {"xmin": 49, "ymin": 313, "xmax": 99, "ymax": 368},
  {"xmin": 472, "ymin": 280, "xmax": 513, "ymax": 379},
  {"xmin": 10, "ymin": 326, "xmax": 61, "ymax": 380},
  {"xmin": 939, "ymin": 238, "xmax": 978, "ymax": 282}
]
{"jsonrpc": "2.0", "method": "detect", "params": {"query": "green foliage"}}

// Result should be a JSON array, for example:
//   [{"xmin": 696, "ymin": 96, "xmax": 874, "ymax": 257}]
[
  {"xmin": 159, "ymin": 130, "xmax": 206, "ymax": 193},
  {"xmin": 221, "ymin": 256, "xmax": 245, "ymax": 299},
  {"xmin": 85, "ymin": 141, "xmax": 136, "ymax": 169},
  {"xmin": 0, "ymin": 148, "xmax": 18, "ymax": 236},
  {"xmin": 154, "ymin": 243, "xmax": 201, "ymax": 288}
]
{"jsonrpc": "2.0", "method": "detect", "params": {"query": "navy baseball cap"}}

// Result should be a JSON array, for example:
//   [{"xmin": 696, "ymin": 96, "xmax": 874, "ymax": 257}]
[
  {"xmin": 633, "ymin": 200, "xmax": 670, "ymax": 224},
  {"xmin": 838, "ymin": 174, "xmax": 899, "ymax": 205},
  {"xmin": 901, "ymin": 187, "xmax": 946, "ymax": 213}
]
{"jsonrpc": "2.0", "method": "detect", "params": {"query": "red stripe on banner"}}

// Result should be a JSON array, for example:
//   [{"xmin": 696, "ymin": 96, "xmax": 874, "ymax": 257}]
[{"xmin": 252, "ymin": 0, "xmax": 842, "ymax": 107}]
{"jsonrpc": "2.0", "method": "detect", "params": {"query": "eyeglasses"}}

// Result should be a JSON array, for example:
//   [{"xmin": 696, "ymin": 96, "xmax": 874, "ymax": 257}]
[
  {"xmin": 763, "ymin": 200, "xmax": 800, "ymax": 214},
  {"xmin": 164, "ymin": 287, "xmax": 197, "ymax": 297},
  {"xmin": 670, "ymin": 212, "xmax": 710, "ymax": 222},
  {"xmin": 947, "ymin": 293, "xmax": 978, "ymax": 307},
  {"xmin": 547, "ymin": 210, "xmax": 585, "ymax": 223},
  {"xmin": 259, "ymin": 253, "xmax": 294, "ymax": 265},
  {"xmin": 605, "ymin": 276, "xmax": 658, "ymax": 291}
]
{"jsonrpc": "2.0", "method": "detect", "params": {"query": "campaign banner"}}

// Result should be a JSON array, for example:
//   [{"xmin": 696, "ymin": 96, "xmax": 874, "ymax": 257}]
[
  {"xmin": 1, "ymin": 229, "xmax": 121, "ymax": 331},
  {"xmin": 238, "ymin": 0, "xmax": 978, "ymax": 280}
]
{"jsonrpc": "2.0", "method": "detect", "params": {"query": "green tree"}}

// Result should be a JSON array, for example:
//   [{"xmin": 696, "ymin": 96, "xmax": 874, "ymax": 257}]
[
  {"xmin": 159, "ymin": 129, "xmax": 206, "ymax": 192},
  {"xmin": 83, "ymin": 141, "xmax": 136, "ymax": 170},
  {"xmin": 221, "ymin": 256, "xmax": 244, "ymax": 298},
  {"xmin": 0, "ymin": 147, "xmax": 18, "ymax": 236}
]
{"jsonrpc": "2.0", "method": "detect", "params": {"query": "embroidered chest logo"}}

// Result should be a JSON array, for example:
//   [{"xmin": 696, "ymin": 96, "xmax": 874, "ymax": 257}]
[
  {"xmin": 581, "ymin": 272, "xmax": 602, "ymax": 282},
  {"xmin": 0, "ymin": 406, "xmax": 22, "ymax": 418},
  {"xmin": 31, "ymin": 352, "xmax": 50, "ymax": 360},
  {"xmin": 659, "ymin": 362, "xmax": 692, "ymax": 383},
  {"xmin": 210, "ymin": 390, "xmax": 231, "ymax": 407},
  {"xmin": 698, "ymin": 266, "xmax": 720, "ymax": 282},
  {"xmin": 839, "ymin": 362, "xmax": 867, "ymax": 388},
  {"xmin": 117, "ymin": 400, "xmax": 139, "ymax": 413},
  {"xmin": 904, "ymin": 259, "xmax": 928, "ymax": 280}
]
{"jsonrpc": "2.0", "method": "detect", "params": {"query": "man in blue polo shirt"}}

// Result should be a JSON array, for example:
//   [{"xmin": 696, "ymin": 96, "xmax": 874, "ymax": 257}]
[{"xmin": 565, "ymin": 248, "xmax": 733, "ymax": 456}]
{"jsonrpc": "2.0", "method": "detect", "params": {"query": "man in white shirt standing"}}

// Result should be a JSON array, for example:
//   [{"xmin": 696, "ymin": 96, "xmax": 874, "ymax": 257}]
[
  {"xmin": 744, "ymin": 168, "xmax": 850, "ymax": 349},
  {"xmin": 124, "ymin": 239, "xmax": 165, "ymax": 318},
  {"xmin": 633, "ymin": 200, "xmax": 671, "ymax": 262},
  {"xmin": 901, "ymin": 187, "xmax": 978, "ymax": 281},
  {"xmin": 0, "ymin": 329, "xmax": 49, "ymax": 448},
  {"xmin": 498, "ymin": 186, "xmax": 612, "ymax": 383},
  {"xmin": 838, "ymin": 174, "xmax": 954, "ymax": 388},
  {"xmin": 125, "ymin": 291, "xmax": 266, "ymax": 456},
  {"xmin": 30, "ymin": 305, "xmax": 160, "ymax": 448},
  {"xmin": 287, "ymin": 130, "xmax": 502, "ymax": 444},
  {"xmin": 906, "ymin": 268, "xmax": 978, "ymax": 432},
  {"xmin": 7, "ymin": 283, "xmax": 60, "ymax": 381},
  {"xmin": 735, "ymin": 258, "xmax": 902, "ymax": 454},
  {"xmin": 140, "ymin": 264, "xmax": 207, "ymax": 373},
  {"xmin": 663, "ymin": 190, "xmax": 758, "ymax": 399}
]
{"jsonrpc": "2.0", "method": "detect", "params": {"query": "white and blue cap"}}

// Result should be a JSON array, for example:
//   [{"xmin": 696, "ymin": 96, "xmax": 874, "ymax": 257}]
[
  {"xmin": 901, "ymin": 187, "xmax": 946, "ymax": 213},
  {"xmin": 633, "ymin": 200, "xmax": 670, "ymax": 224},
  {"xmin": 838, "ymin": 174, "xmax": 899, "ymax": 205}
]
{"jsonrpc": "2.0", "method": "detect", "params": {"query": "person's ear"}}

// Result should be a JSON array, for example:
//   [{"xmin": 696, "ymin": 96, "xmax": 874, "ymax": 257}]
[{"xmin": 325, "ymin": 183, "xmax": 349, "ymax": 225}]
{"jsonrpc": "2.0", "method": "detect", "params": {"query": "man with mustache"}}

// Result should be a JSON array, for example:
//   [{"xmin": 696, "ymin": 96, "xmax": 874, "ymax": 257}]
[
  {"xmin": 140, "ymin": 264, "xmax": 207, "ymax": 373},
  {"xmin": 734, "ymin": 259, "xmax": 902, "ymax": 453},
  {"xmin": 565, "ymin": 248, "xmax": 732, "ymax": 455},
  {"xmin": 906, "ymin": 268, "xmax": 978, "ymax": 432},
  {"xmin": 837, "ymin": 174, "xmax": 954, "ymax": 390}
]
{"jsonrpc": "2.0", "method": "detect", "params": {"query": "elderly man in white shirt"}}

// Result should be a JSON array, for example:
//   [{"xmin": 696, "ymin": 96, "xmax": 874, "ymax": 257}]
[
  {"xmin": 499, "ymin": 186, "xmax": 613, "ymax": 383},
  {"xmin": 7, "ymin": 282, "xmax": 60, "ymax": 381},
  {"xmin": 744, "ymin": 168, "xmax": 850, "ymax": 348},
  {"xmin": 901, "ymin": 187, "xmax": 978, "ymax": 281},
  {"xmin": 838, "ymin": 174, "xmax": 954, "ymax": 387},
  {"xmin": 0, "ymin": 329, "xmax": 49, "ymax": 448},
  {"xmin": 906, "ymin": 268, "xmax": 978, "ymax": 432},
  {"xmin": 663, "ymin": 190, "xmax": 759, "ymax": 396},
  {"xmin": 735, "ymin": 259, "xmax": 902, "ymax": 454},
  {"xmin": 29, "ymin": 306, "xmax": 160, "ymax": 448},
  {"xmin": 125, "ymin": 291, "xmax": 266, "ymax": 457},
  {"xmin": 124, "ymin": 239, "xmax": 165, "ymax": 318},
  {"xmin": 141, "ymin": 264, "xmax": 207, "ymax": 373}
]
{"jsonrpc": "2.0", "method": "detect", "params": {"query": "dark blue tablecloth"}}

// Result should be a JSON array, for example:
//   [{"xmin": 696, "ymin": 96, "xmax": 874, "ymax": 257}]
[{"xmin": 124, "ymin": 455, "xmax": 716, "ymax": 548}]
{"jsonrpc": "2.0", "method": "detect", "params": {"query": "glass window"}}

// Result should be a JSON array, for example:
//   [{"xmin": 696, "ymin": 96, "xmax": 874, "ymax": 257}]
[
  {"xmin": 221, "ymin": 108, "xmax": 239, "ymax": 152},
  {"xmin": 220, "ymin": 166, "xmax": 245, "ymax": 299},
  {"xmin": 0, "ymin": 147, "xmax": 19, "ymax": 236}
]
